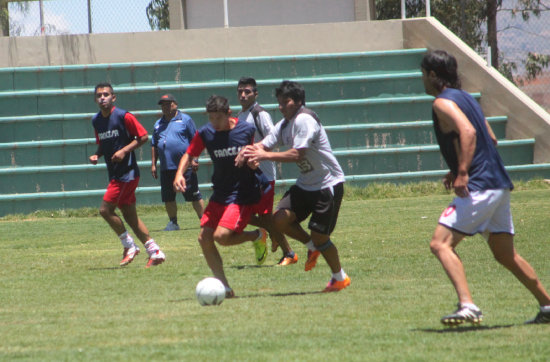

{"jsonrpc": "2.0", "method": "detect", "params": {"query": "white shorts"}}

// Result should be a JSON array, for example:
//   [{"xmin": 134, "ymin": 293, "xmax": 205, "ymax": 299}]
[{"xmin": 438, "ymin": 189, "xmax": 514, "ymax": 237}]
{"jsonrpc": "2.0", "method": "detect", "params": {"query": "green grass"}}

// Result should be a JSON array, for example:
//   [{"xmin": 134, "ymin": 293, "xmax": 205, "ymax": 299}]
[{"xmin": 2, "ymin": 184, "xmax": 550, "ymax": 360}]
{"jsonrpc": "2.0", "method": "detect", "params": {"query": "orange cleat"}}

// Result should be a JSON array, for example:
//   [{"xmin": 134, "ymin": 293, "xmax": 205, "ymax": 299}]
[
  {"xmin": 304, "ymin": 250, "xmax": 321, "ymax": 271},
  {"xmin": 323, "ymin": 275, "xmax": 351, "ymax": 292},
  {"xmin": 145, "ymin": 250, "xmax": 166, "ymax": 268},
  {"xmin": 277, "ymin": 253, "xmax": 298, "ymax": 266},
  {"xmin": 120, "ymin": 246, "xmax": 140, "ymax": 266}
]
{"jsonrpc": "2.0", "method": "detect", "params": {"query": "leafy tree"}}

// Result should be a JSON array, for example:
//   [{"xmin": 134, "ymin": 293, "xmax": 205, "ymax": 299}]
[
  {"xmin": 0, "ymin": 0, "xmax": 29, "ymax": 36},
  {"xmin": 375, "ymin": 0, "xmax": 550, "ymax": 83},
  {"xmin": 146, "ymin": 0, "xmax": 169, "ymax": 31}
]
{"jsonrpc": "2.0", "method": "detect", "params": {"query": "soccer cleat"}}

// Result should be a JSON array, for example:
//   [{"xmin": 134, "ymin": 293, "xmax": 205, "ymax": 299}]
[
  {"xmin": 145, "ymin": 249, "xmax": 166, "ymax": 268},
  {"xmin": 525, "ymin": 309, "xmax": 550, "ymax": 324},
  {"xmin": 225, "ymin": 288, "xmax": 235, "ymax": 299},
  {"xmin": 304, "ymin": 250, "xmax": 321, "ymax": 271},
  {"xmin": 120, "ymin": 246, "xmax": 140, "ymax": 266},
  {"xmin": 277, "ymin": 252, "xmax": 298, "ymax": 266},
  {"xmin": 441, "ymin": 304, "xmax": 483, "ymax": 326},
  {"xmin": 253, "ymin": 228, "xmax": 268, "ymax": 265},
  {"xmin": 323, "ymin": 275, "xmax": 351, "ymax": 292},
  {"xmin": 163, "ymin": 221, "xmax": 180, "ymax": 231}
]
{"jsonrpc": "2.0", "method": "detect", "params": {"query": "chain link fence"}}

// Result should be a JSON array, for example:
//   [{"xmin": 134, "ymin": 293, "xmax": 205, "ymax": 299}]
[
  {"xmin": 7, "ymin": 0, "xmax": 154, "ymax": 36},
  {"xmin": 497, "ymin": 0, "xmax": 550, "ymax": 112}
]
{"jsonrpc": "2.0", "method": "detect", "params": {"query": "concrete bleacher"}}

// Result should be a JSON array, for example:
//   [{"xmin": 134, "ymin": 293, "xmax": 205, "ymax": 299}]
[{"xmin": 1, "ymin": 48, "xmax": 549, "ymax": 216}]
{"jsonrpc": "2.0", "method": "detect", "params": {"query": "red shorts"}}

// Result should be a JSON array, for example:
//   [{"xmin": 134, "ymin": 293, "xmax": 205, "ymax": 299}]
[
  {"xmin": 253, "ymin": 180, "xmax": 275, "ymax": 215},
  {"xmin": 103, "ymin": 178, "xmax": 139, "ymax": 206},
  {"xmin": 200, "ymin": 201, "xmax": 254, "ymax": 233}
]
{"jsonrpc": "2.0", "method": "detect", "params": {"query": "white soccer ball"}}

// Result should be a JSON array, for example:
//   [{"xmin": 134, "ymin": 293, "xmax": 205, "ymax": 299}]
[{"xmin": 195, "ymin": 277, "xmax": 226, "ymax": 306}]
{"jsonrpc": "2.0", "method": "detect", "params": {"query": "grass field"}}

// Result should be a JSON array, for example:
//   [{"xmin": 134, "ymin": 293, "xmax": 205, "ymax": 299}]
[{"xmin": 2, "ymin": 184, "xmax": 550, "ymax": 361}]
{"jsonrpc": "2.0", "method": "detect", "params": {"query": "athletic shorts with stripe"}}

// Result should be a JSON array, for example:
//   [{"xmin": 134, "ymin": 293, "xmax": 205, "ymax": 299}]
[{"xmin": 438, "ymin": 189, "xmax": 514, "ymax": 237}]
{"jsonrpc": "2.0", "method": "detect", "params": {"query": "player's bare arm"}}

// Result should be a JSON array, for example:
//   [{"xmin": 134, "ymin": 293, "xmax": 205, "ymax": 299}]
[
  {"xmin": 112, "ymin": 134, "xmax": 148, "ymax": 163},
  {"xmin": 433, "ymin": 98, "xmax": 476, "ymax": 197},
  {"xmin": 485, "ymin": 119, "xmax": 498, "ymax": 145},
  {"xmin": 245, "ymin": 145, "xmax": 304, "ymax": 164},
  {"xmin": 174, "ymin": 152, "xmax": 191, "ymax": 192},
  {"xmin": 89, "ymin": 146, "xmax": 103, "ymax": 165},
  {"xmin": 151, "ymin": 146, "xmax": 158, "ymax": 179}
]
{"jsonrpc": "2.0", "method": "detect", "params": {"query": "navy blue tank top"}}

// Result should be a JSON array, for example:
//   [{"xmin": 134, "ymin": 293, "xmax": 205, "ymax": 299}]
[
  {"xmin": 92, "ymin": 107, "xmax": 140, "ymax": 182},
  {"xmin": 433, "ymin": 88, "xmax": 513, "ymax": 191},
  {"xmin": 197, "ymin": 120, "xmax": 261, "ymax": 205}
]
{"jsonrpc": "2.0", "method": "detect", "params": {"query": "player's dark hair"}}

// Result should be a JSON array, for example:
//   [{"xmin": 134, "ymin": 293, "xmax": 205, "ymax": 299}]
[
  {"xmin": 421, "ymin": 50, "xmax": 461, "ymax": 91},
  {"xmin": 94, "ymin": 82, "xmax": 114, "ymax": 94},
  {"xmin": 206, "ymin": 95, "xmax": 230, "ymax": 113},
  {"xmin": 275, "ymin": 80, "xmax": 305, "ymax": 105},
  {"xmin": 237, "ymin": 77, "xmax": 257, "ymax": 92}
]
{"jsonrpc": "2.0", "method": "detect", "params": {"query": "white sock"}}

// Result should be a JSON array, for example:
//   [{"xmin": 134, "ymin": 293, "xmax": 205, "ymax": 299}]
[
  {"xmin": 144, "ymin": 239, "xmax": 159, "ymax": 256},
  {"xmin": 540, "ymin": 305, "xmax": 550, "ymax": 313},
  {"xmin": 306, "ymin": 241, "xmax": 316, "ymax": 251},
  {"xmin": 332, "ymin": 269, "xmax": 346, "ymax": 282},
  {"xmin": 119, "ymin": 232, "xmax": 135, "ymax": 249},
  {"xmin": 462, "ymin": 302, "xmax": 480, "ymax": 311}
]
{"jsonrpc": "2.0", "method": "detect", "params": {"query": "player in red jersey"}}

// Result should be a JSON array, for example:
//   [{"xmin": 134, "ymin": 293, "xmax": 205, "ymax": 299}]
[
  {"xmin": 89, "ymin": 83, "xmax": 165, "ymax": 268},
  {"xmin": 174, "ymin": 95, "xmax": 267, "ymax": 297}
]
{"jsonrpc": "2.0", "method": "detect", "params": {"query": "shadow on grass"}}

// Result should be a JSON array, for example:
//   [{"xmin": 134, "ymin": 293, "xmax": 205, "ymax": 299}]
[
  {"xmin": 88, "ymin": 267, "xmax": 123, "ymax": 271},
  {"xmin": 170, "ymin": 290, "xmax": 324, "ymax": 303},
  {"xmin": 413, "ymin": 324, "xmax": 515, "ymax": 333},
  {"xmin": 228, "ymin": 264, "xmax": 276, "ymax": 270},
  {"xmin": 150, "ymin": 226, "xmax": 201, "ymax": 233}
]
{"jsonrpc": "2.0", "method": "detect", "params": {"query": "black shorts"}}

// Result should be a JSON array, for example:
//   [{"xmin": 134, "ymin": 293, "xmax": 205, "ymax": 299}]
[
  {"xmin": 277, "ymin": 182, "xmax": 344, "ymax": 235},
  {"xmin": 160, "ymin": 169, "xmax": 202, "ymax": 203}
]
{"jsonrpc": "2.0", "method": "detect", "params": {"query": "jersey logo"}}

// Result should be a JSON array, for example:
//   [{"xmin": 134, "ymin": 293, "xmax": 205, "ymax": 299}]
[
  {"xmin": 98, "ymin": 129, "xmax": 120, "ymax": 140},
  {"xmin": 442, "ymin": 205, "xmax": 456, "ymax": 217},
  {"xmin": 213, "ymin": 146, "xmax": 243, "ymax": 158}
]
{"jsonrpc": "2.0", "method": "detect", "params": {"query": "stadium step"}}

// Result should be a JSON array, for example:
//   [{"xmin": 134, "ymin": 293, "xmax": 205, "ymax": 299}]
[{"xmin": 0, "ymin": 48, "xmax": 549, "ymax": 216}]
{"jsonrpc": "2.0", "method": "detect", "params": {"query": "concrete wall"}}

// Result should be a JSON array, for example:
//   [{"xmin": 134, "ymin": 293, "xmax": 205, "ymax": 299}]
[
  {"xmin": 0, "ymin": 20, "xmax": 403, "ymax": 67},
  {"xmin": 403, "ymin": 17, "xmax": 550, "ymax": 163},
  {"xmin": 184, "ymin": 0, "xmax": 355, "ymax": 28}
]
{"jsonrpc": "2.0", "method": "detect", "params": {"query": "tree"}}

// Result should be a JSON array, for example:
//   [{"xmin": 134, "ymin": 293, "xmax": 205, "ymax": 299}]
[
  {"xmin": 146, "ymin": 0, "xmax": 169, "ymax": 31},
  {"xmin": 0, "ymin": 0, "xmax": 29, "ymax": 36},
  {"xmin": 375, "ymin": 0, "xmax": 550, "ymax": 83}
]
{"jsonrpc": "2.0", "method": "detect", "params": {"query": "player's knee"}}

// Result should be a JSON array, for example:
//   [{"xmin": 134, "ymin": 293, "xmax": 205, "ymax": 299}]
[
  {"xmin": 492, "ymin": 249, "xmax": 515, "ymax": 267},
  {"xmin": 99, "ymin": 205, "xmax": 112, "ymax": 219},
  {"xmin": 429, "ymin": 238, "xmax": 443, "ymax": 255},
  {"xmin": 316, "ymin": 239, "xmax": 334, "ymax": 252},
  {"xmin": 272, "ymin": 210, "xmax": 290, "ymax": 231},
  {"xmin": 213, "ymin": 230, "xmax": 231, "ymax": 246}
]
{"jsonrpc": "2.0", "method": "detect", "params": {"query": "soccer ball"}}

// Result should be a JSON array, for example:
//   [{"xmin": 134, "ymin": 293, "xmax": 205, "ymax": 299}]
[{"xmin": 195, "ymin": 277, "xmax": 226, "ymax": 306}]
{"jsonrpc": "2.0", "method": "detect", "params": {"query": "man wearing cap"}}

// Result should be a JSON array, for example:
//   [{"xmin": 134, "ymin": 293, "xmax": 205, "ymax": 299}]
[{"xmin": 151, "ymin": 94, "xmax": 205, "ymax": 231}]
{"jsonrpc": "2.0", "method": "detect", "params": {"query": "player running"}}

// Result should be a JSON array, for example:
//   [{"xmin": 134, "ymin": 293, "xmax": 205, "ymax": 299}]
[
  {"xmin": 174, "ymin": 95, "xmax": 267, "ymax": 297},
  {"xmin": 89, "ymin": 83, "xmax": 166, "ymax": 268},
  {"xmin": 422, "ymin": 50, "xmax": 550, "ymax": 326}
]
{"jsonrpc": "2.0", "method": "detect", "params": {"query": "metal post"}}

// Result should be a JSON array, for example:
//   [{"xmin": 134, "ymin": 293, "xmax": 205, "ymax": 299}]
[
  {"xmin": 39, "ymin": 0, "xmax": 45, "ymax": 34},
  {"xmin": 87, "ymin": 0, "xmax": 92, "ymax": 33},
  {"xmin": 223, "ymin": 0, "xmax": 229, "ymax": 28},
  {"xmin": 401, "ymin": 0, "xmax": 406, "ymax": 19},
  {"xmin": 426, "ymin": 0, "xmax": 430, "ymax": 17}
]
